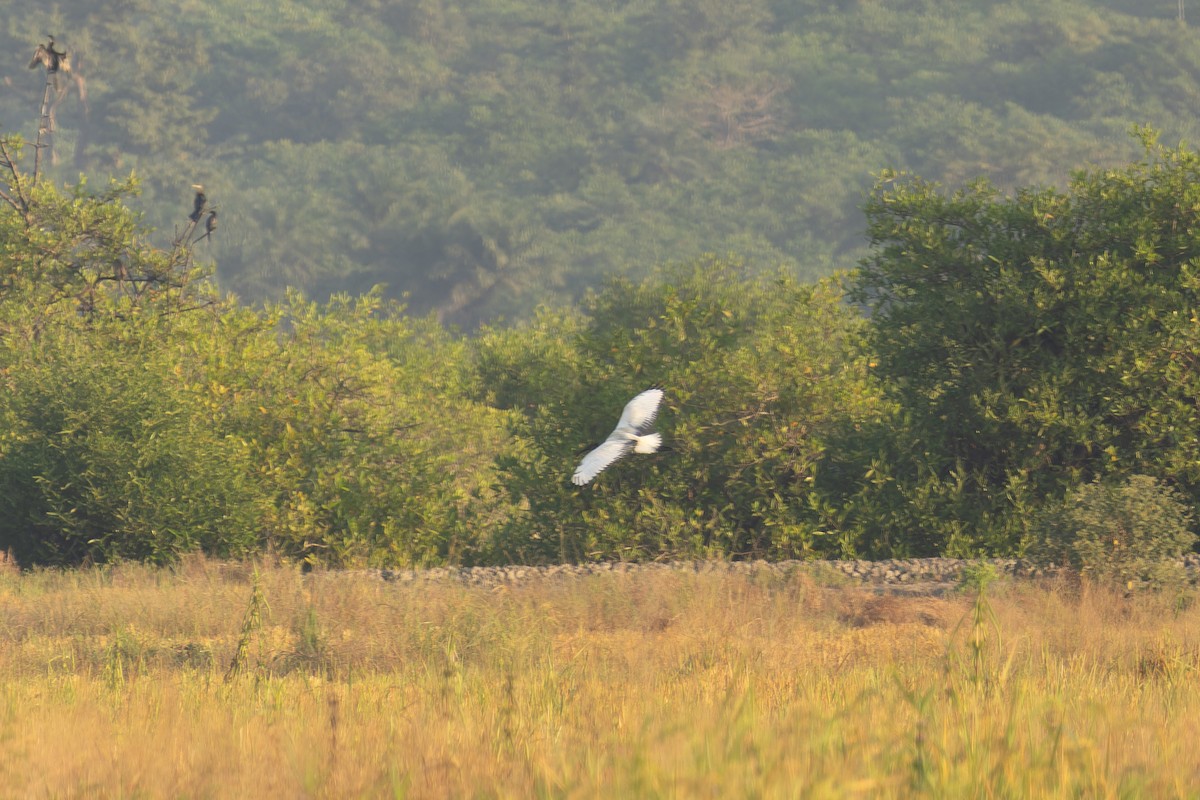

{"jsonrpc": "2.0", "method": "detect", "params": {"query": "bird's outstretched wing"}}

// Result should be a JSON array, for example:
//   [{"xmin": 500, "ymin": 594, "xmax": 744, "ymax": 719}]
[
  {"xmin": 29, "ymin": 44, "xmax": 49, "ymax": 70},
  {"xmin": 614, "ymin": 386, "xmax": 664, "ymax": 435},
  {"xmin": 572, "ymin": 386, "xmax": 665, "ymax": 485},
  {"xmin": 572, "ymin": 439, "xmax": 634, "ymax": 486}
]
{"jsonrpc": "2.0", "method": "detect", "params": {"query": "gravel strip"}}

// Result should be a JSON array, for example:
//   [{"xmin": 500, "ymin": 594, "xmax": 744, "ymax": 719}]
[{"xmin": 322, "ymin": 554, "xmax": 1200, "ymax": 592}]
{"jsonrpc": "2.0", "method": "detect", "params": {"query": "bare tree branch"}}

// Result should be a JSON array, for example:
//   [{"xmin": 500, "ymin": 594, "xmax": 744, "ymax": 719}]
[
  {"xmin": 33, "ymin": 78, "xmax": 55, "ymax": 183},
  {"xmin": 0, "ymin": 137, "xmax": 31, "ymax": 221}
]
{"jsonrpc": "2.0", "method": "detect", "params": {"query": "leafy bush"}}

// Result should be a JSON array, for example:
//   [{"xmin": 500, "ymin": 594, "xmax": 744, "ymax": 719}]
[
  {"xmin": 0, "ymin": 151, "xmax": 513, "ymax": 568},
  {"xmin": 185, "ymin": 290, "xmax": 517, "ymax": 568},
  {"xmin": 472, "ymin": 255, "xmax": 889, "ymax": 562},
  {"xmin": 0, "ymin": 320, "xmax": 260, "ymax": 566},
  {"xmin": 846, "ymin": 136, "xmax": 1200, "ymax": 555},
  {"xmin": 0, "ymin": 156, "xmax": 259, "ymax": 566},
  {"xmin": 1027, "ymin": 475, "xmax": 1196, "ymax": 591}
]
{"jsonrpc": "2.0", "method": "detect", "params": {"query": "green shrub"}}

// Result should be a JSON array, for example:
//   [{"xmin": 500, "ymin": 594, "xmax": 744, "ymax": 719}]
[
  {"xmin": 0, "ymin": 322, "xmax": 260, "ymax": 566},
  {"xmin": 1028, "ymin": 475, "xmax": 1196, "ymax": 591},
  {"xmin": 174, "ymin": 290, "xmax": 517, "ymax": 568},
  {"xmin": 849, "ymin": 140, "xmax": 1200, "ymax": 555},
  {"xmin": 472, "ymin": 256, "xmax": 889, "ymax": 562}
]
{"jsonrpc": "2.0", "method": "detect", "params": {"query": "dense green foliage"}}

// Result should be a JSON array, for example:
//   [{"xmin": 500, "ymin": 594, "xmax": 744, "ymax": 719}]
[
  {"xmin": 0, "ymin": 317, "xmax": 260, "ymax": 565},
  {"xmin": 2, "ymin": 0, "xmax": 1198, "ymax": 324},
  {"xmin": 3, "ymin": 122, "xmax": 1200, "ymax": 567},
  {"xmin": 0, "ymin": 137, "xmax": 514, "ymax": 566},
  {"xmin": 1028, "ymin": 475, "xmax": 1196, "ymax": 591},
  {"xmin": 845, "ymin": 132, "xmax": 1200, "ymax": 556},
  {"xmin": 473, "ymin": 258, "xmax": 888, "ymax": 562}
]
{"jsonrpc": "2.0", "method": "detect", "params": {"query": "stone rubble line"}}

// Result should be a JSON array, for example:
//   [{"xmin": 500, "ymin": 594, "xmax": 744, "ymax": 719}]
[{"xmin": 328, "ymin": 554, "xmax": 1200, "ymax": 590}]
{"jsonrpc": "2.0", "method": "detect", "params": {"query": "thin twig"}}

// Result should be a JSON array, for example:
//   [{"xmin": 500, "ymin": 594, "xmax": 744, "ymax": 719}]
[
  {"xmin": 0, "ymin": 187, "xmax": 21, "ymax": 214},
  {"xmin": 0, "ymin": 137, "xmax": 31, "ymax": 219}
]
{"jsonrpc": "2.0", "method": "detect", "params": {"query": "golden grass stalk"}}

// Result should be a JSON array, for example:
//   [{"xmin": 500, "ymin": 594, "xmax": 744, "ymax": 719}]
[{"xmin": 0, "ymin": 557, "xmax": 1198, "ymax": 797}]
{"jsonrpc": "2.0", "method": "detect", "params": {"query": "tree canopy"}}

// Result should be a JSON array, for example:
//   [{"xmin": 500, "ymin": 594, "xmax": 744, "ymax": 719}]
[
  {"xmin": 2, "ymin": 129, "xmax": 1200, "ymax": 566},
  {"xmin": 4, "ymin": 0, "xmax": 1200, "ymax": 568},
  {"xmin": 2, "ymin": 0, "xmax": 1197, "ymax": 324},
  {"xmin": 840, "ymin": 131, "xmax": 1200, "ymax": 555}
]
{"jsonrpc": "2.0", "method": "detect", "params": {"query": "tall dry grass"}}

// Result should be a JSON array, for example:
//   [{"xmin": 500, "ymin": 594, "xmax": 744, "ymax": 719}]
[{"xmin": 1, "ymin": 557, "xmax": 1198, "ymax": 797}]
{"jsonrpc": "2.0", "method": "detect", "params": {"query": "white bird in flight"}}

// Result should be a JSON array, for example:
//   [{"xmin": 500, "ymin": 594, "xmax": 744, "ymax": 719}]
[{"xmin": 572, "ymin": 386, "xmax": 665, "ymax": 485}]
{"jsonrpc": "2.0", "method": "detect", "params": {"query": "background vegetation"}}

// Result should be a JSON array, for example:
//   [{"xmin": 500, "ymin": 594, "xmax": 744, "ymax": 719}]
[
  {"xmin": 1, "ymin": 0, "xmax": 1198, "ymax": 324},
  {"xmin": 4, "ymin": 128, "xmax": 1200, "ymax": 568},
  {"xmin": 3, "ymin": 1, "xmax": 1200, "ymax": 570}
]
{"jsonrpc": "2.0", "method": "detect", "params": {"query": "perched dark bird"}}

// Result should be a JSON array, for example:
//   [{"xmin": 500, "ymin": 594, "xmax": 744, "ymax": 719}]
[
  {"xmin": 572, "ymin": 386, "xmax": 665, "ymax": 485},
  {"xmin": 189, "ymin": 184, "xmax": 206, "ymax": 222},
  {"xmin": 28, "ymin": 35, "xmax": 70, "ymax": 75},
  {"xmin": 194, "ymin": 208, "xmax": 219, "ymax": 244}
]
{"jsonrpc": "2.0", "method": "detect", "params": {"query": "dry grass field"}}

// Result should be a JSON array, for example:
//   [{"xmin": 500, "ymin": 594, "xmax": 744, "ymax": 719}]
[{"xmin": 1, "ymin": 557, "xmax": 1199, "ymax": 798}]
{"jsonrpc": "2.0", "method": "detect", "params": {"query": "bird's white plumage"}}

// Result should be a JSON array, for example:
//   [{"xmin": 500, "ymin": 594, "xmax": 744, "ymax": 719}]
[
  {"xmin": 572, "ymin": 439, "xmax": 636, "ymax": 485},
  {"xmin": 572, "ymin": 387, "xmax": 664, "ymax": 485}
]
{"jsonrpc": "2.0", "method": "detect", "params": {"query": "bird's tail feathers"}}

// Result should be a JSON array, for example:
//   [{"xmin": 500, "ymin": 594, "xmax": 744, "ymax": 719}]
[{"xmin": 634, "ymin": 433, "xmax": 662, "ymax": 454}]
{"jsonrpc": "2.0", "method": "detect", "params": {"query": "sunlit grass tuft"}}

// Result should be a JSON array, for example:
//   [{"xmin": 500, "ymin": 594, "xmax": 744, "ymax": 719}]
[{"xmin": 1, "ymin": 557, "xmax": 1198, "ymax": 797}]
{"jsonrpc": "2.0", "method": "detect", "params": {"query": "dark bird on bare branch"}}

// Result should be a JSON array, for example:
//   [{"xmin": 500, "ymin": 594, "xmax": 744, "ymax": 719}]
[
  {"xmin": 29, "ymin": 35, "xmax": 70, "ymax": 76},
  {"xmin": 195, "ymin": 208, "xmax": 219, "ymax": 244},
  {"xmin": 189, "ymin": 184, "xmax": 206, "ymax": 222}
]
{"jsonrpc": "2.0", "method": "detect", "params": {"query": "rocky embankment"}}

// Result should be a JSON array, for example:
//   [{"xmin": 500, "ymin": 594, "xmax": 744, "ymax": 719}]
[{"xmin": 355, "ymin": 554, "xmax": 1200, "ymax": 593}]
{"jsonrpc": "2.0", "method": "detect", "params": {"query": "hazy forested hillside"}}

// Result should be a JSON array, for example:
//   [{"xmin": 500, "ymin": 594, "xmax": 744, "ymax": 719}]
[{"xmin": 1, "ymin": 0, "xmax": 1197, "ymax": 324}]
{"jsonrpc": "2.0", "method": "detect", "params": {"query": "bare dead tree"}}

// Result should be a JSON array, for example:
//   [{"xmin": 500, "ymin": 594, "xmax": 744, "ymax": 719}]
[
  {"xmin": 32, "ymin": 76, "xmax": 54, "ymax": 183},
  {"xmin": 4, "ymin": 42, "xmax": 219, "ymax": 323},
  {"xmin": 28, "ymin": 36, "xmax": 72, "ymax": 180}
]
